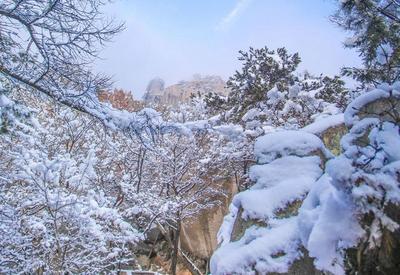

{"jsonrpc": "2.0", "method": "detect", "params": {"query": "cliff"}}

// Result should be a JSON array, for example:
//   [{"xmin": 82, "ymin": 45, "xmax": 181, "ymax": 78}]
[{"xmin": 143, "ymin": 75, "xmax": 229, "ymax": 106}]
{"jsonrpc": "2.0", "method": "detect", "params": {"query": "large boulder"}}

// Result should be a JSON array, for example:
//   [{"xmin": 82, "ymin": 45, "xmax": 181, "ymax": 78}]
[
  {"xmin": 143, "ymin": 75, "xmax": 229, "ymax": 106},
  {"xmin": 302, "ymin": 114, "xmax": 348, "ymax": 156},
  {"xmin": 211, "ymin": 131, "xmax": 332, "ymax": 275},
  {"xmin": 211, "ymin": 83, "xmax": 400, "ymax": 275},
  {"xmin": 180, "ymin": 177, "xmax": 238, "ymax": 259}
]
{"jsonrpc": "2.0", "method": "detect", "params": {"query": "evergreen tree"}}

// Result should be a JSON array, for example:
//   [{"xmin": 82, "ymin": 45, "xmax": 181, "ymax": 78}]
[
  {"xmin": 206, "ymin": 47, "xmax": 348, "ymax": 126},
  {"xmin": 206, "ymin": 47, "xmax": 301, "ymax": 122},
  {"xmin": 333, "ymin": 0, "xmax": 400, "ymax": 85}
]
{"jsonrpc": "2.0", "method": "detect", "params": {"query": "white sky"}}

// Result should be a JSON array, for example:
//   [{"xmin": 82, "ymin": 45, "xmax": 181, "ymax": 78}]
[{"xmin": 95, "ymin": 0, "xmax": 361, "ymax": 98}]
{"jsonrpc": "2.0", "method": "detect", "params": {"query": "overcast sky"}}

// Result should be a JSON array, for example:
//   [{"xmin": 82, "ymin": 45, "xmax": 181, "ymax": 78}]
[{"xmin": 95, "ymin": 0, "xmax": 361, "ymax": 98}]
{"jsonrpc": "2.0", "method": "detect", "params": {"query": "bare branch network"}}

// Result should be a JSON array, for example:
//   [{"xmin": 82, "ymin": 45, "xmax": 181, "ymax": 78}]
[{"xmin": 0, "ymin": 0, "xmax": 177, "ymax": 140}]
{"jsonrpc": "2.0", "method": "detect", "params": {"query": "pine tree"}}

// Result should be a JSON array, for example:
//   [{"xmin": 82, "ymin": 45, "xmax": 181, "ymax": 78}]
[
  {"xmin": 333, "ymin": 0, "xmax": 400, "ymax": 85},
  {"xmin": 205, "ymin": 47, "xmax": 348, "ymax": 126}
]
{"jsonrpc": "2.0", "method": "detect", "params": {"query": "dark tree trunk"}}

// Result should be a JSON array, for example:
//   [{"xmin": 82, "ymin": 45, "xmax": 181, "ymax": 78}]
[{"xmin": 171, "ymin": 218, "xmax": 181, "ymax": 275}]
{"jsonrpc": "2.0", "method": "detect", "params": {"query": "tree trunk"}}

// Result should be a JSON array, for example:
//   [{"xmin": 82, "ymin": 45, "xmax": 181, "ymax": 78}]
[
  {"xmin": 157, "ymin": 222, "xmax": 202, "ymax": 275},
  {"xmin": 171, "ymin": 218, "xmax": 181, "ymax": 275}
]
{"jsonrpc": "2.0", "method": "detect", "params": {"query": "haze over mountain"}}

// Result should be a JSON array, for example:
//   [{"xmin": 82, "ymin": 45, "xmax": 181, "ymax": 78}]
[
  {"xmin": 95, "ymin": 0, "xmax": 361, "ymax": 98},
  {"xmin": 143, "ymin": 75, "xmax": 229, "ymax": 106}
]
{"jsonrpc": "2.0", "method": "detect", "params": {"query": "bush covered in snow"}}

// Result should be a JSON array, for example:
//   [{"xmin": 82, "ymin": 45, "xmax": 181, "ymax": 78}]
[
  {"xmin": 0, "ymin": 89, "xmax": 237, "ymax": 274},
  {"xmin": 0, "ymin": 92, "xmax": 142, "ymax": 273}
]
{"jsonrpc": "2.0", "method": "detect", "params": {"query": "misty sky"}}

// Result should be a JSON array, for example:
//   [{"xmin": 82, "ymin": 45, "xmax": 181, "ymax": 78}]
[{"xmin": 95, "ymin": 0, "xmax": 361, "ymax": 98}]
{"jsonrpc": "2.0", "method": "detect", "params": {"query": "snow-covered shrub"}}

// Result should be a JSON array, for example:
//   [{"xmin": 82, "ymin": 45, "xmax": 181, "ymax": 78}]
[
  {"xmin": 0, "ymin": 149, "xmax": 139, "ymax": 273},
  {"xmin": 0, "ymin": 85, "xmax": 35, "ymax": 134},
  {"xmin": 0, "ymin": 96, "xmax": 141, "ymax": 273}
]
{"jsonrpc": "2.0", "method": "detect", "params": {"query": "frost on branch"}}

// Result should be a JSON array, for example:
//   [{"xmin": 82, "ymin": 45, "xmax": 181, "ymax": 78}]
[
  {"xmin": 0, "ymin": 95, "xmax": 141, "ymax": 273},
  {"xmin": 0, "ymin": 0, "xmax": 178, "ymax": 140}
]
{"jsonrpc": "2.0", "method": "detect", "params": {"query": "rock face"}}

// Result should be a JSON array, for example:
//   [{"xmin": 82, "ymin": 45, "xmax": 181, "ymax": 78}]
[
  {"xmin": 268, "ymin": 250, "xmax": 325, "ymax": 275},
  {"xmin": 227, "ymin": 207, "xmax": 326, "ymax": 275},
  {"xmin": 302, "ymin": 114, "xmax": 348, "ymax": 156},
  {"xmin": 318, "ymin": 124, "xmax": 347, "ymax": 155},
  {"xmin": 129, "ymin": 177, "xmax": 238, "ymax": 275},
  {"xmin": 180, "ymin": 178, "xmax": 237, "ymax": 260},
  {"xmin": 143, "ymin": 75, "xmax": 229, "ymax": 106},
  {"xmin": 143, "ymin": 78, "xmax": 165, "ymax": 104},
  {"xmin": 211, "ymin": 131, "xmax": 333, "ymax": 275}
]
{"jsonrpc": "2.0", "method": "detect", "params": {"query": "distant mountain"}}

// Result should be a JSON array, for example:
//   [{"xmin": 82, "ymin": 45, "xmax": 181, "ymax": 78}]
[{"xmin": 143, "ymin": 75, "xmax": 229, "ymax": 106}]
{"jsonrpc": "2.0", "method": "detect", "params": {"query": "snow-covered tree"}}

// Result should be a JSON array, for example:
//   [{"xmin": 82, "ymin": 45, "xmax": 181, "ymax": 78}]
[
  {"xmin": 0, "ymin": 94, "xmax": 141, "ymax": 273},
  {"xmin": 241, "ymin": 73, "xmax": 346, "ymax": 130},
  {"xmin": 0, "ymin": 0, "xmax": 122, "ymax": 115},
  {"xmin": 0, "ymin": 148, "xmax": 139, "ymax": 273},
  {"xmin": 205, "ymin": 47, "xmax": 349, "ymax": 127},
  {"xmin": 333, "ymin": 0, "xmax": 400, "ymax": 85},
  {"xmin": 205, "ymin": 47, "xmax": 300, "ymax": 122},
  {"xmin": 0, "ymin": 0, "xmax": 172, "ymax": 139}
]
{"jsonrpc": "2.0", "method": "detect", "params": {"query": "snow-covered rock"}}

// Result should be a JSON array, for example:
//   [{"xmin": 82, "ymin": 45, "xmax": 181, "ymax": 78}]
[
  {"xmin": 211, "ymin": 82, "xmax": 400, "ymax": 275},
  {"xmin": 344, "ymin": 82, "xmax": 400, "ymax": 127},
  {"xmin": 211, "ymin": 131, "xmax": 329, "ymax": 275},
  {"xmin": 302, "ymin": 114, "xmax": 347, "ymax": 155},
  {"xmin": 254, "ymin": 130, "xmax": 333, "ymax": 165}
]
